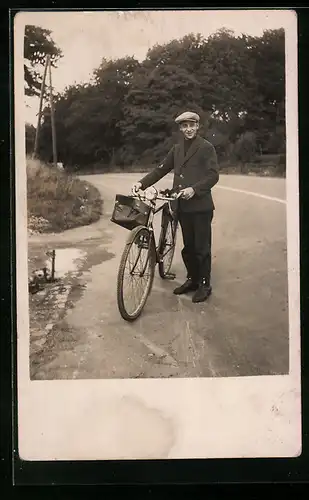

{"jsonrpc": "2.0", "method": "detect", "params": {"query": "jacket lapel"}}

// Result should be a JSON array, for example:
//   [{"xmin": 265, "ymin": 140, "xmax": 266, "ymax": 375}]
[
  {"xmin": 178, "ymin": 138, "xmax": 185, "ymax": 166},
  {"xmin": 182, "ymin": 135, "xmax": 201, "ymax": 166},
  {"xmin": 175, "ymin": 135, "xmax": 202, "ymax": 172},
  {"xmin": 175, "ymin": 135, "xmax": 203, "ymax": 172}
]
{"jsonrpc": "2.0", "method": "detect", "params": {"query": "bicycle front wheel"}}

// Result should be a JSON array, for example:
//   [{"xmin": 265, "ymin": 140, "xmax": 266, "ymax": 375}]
[
  {"xmin": 117, "ymin": 225, "xmax": 156, "ymax": 321},
  {"xmin": 158, "ymin": 211, "xmax": 177, "ymax": 279}
]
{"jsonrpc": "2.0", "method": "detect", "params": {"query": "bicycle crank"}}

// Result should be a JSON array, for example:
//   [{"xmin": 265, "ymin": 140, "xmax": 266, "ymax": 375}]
[{"xmin": 162, "ymin": 272, "xmax": 176, "ymax": 280}]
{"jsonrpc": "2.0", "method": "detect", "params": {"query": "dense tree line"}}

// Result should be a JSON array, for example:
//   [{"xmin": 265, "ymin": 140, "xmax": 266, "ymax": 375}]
[{"xmin": 27, "ymin": 27, "xmax": 286, "ymax": 173}]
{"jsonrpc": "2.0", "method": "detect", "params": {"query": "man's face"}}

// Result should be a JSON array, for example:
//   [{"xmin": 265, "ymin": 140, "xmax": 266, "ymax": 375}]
[{"xmin": 179, "ymin": 120, "xmax": 199, "ymax": 140}]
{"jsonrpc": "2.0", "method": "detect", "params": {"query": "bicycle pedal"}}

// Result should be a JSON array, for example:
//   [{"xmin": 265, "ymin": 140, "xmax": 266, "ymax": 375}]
[{"xmin": 164, "ymin": 273, "xmax": 176, "ymax": 280}]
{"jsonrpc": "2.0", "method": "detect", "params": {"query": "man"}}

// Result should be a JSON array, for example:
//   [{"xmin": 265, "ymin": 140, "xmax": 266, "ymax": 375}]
[{"xmin": 131, "ymin": 111, "xmax": 219, "ymax": 303}]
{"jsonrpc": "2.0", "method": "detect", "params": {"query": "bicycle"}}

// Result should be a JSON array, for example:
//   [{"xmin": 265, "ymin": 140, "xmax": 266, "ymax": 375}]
[{"xmin": 110, "ymin": 186, "xmax": 179, "ymax": 321}]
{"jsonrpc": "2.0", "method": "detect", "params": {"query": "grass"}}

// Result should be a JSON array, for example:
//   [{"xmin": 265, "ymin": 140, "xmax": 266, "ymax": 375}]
[{"xmin": 27, "ymin": 156, "xmax": 103, "ymax": 233}]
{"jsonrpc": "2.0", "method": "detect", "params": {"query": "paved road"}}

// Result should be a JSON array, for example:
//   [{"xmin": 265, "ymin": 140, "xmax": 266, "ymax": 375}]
[{"xmin": 29, "ymin": 173, "xmax": 289, "ymax": 379}]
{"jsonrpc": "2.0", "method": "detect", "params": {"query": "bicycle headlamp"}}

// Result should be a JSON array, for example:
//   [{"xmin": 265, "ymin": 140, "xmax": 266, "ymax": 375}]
[{"xmin": 144, "ymin": 186, "xmax": 158, "ymax": 201}]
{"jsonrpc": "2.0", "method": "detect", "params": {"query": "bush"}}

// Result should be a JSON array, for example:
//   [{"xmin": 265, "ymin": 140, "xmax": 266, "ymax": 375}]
[
  {"xmin": 233, "ymin": 131, "xmax": 257, "ymax": 164},
  {"xmin": 27, "ymin": 156, "xmax": 103, "ymax": 233}
]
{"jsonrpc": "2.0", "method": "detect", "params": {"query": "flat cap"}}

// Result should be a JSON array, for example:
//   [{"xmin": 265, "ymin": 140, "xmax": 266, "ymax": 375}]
[{"xmin": 175, "ymin": 111, "xmax": 200, "ymax": 124}]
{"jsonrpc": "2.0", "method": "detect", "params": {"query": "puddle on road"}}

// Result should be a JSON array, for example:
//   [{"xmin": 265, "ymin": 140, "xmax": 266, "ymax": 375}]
[
  {"xmin": 44, "ymin": 245, "xmax": 115, "ymax": 280},
  {"xmin": 46, "ymin": 248, "xmax": 87, "ymax": 279}
]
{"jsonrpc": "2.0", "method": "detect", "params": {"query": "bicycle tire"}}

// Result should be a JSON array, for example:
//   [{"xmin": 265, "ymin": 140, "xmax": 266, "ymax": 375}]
[
  {"xmin": 117, "ymin": 225, "xmax": 156, "ymax": 321},
  {"xmin": 158, "ymin": 210, "xmax": 177, "ymax": 279}
]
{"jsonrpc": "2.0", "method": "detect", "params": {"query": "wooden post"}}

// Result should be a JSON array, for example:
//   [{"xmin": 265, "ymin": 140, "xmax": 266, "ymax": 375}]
[
  {"xmin": 47, "ymin": 55, "xmax": 57, "ymax": 168},
  {"xmin": 51, "ymin": 249, "xmax": 56, "ymax": 281},
  {"xmin": 46, "ymin": 249, "xmax": 56, "ymax": 281},
  {"xmin": 33, "ymin": 56, "xmax": 48, "ymax": 158}
]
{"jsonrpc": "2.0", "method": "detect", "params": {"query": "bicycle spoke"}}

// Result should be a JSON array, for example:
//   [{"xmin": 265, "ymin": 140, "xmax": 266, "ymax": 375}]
[
  {"xmin": 120, "ymin": 229, "xmax": 154, "ymax": 317},
  {"xmin": 117, "ymin": 201, "xmax": 177, "ymax": 319},
  {"xmin": 159, "ymin": 219, "xmax": 176, "ymax": 277},
  {"xmin": 125, "ymin": 278, "xmax": 138, "ymax": 313},
  {"xmin": 162, "ymin": 246, "xmax": 173, "ymax": 258}
]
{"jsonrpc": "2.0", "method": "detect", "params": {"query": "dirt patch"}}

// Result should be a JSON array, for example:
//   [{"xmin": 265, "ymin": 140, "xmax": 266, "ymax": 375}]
[
  {"xmin": 30, "ymin": 320, "xmax": 84, "ymax": 380},
  {"xmin": 29, "ymin": 277, "xmax": 88, "ymax": 379}
]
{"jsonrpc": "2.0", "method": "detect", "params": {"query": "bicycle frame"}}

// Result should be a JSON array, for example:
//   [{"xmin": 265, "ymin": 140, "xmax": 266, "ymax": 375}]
[
  {"xmin": 116, "ymin": 188, "xmax": 179, "ymax": 320},
  {"xmin": 132, "ymin": 190, "xmax": 177, "ymax": 263}
]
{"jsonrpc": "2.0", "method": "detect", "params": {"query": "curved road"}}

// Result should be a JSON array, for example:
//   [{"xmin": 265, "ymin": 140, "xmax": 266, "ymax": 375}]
[{"xmin": 29, "ymin": 173, "xmax": 289, "ymax": 379}]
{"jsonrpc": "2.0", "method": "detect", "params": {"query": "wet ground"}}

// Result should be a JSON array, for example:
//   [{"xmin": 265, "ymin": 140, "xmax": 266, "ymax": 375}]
[{"xmin": 28, "ymin": 173, "xmax": 289, "ymax": 379}]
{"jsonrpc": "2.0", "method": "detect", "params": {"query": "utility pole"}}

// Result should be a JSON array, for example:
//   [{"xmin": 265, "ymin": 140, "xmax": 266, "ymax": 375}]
[
  {"xmin": 47, "ymin": 55, "xmax": 57, "ymax": 168},
  {"xmin": 33, "ymin": 56, "xmax": 48, "ymax": 158}
]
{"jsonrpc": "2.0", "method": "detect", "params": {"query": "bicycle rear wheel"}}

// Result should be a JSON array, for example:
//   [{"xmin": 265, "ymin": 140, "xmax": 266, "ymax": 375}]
[
  {"xmin": 158, "ymin": 211, "xmax": 177, "ymax": 279},
  {"xmin": 117, "ymin": 225, "xmax": 156, "ymax": 321}
]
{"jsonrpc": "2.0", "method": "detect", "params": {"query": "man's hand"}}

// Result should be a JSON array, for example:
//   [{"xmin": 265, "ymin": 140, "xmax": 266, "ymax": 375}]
[
  {"xmin": 132, "ymin": 181, "xmax": 142, "ymax": 195},
  {"xmin": 178, "ymin": 187, "xmax": 195, "ymax": 200}
]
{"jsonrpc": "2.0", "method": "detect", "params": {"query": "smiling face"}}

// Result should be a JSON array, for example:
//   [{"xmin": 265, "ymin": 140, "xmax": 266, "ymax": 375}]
[{"xmin": 179, "ymin": 120, "xmax": 199, "ymax": 140}]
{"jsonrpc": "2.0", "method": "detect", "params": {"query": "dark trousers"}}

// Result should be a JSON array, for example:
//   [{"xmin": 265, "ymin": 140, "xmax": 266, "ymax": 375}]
[{"xmin": 178, "ymin": 210, "xmax": 214, "ymax": 286}]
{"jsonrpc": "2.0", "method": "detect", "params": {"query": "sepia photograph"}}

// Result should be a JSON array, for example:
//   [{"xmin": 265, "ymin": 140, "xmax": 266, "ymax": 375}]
[{"xmin": 15, "ymin": 9, "xmax": 301, "ymax": 461}]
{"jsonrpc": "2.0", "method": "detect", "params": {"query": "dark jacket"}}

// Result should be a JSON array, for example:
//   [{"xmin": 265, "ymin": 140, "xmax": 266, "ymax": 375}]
[{"xmin": 139, "ymin": 135, "xmax": 219, "ymax": 213}]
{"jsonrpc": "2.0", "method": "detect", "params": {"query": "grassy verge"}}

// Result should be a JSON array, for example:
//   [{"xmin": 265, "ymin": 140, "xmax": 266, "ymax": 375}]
[{"xmin": 27, "ymin": 156, "xmax": 103, "ymax": 233}]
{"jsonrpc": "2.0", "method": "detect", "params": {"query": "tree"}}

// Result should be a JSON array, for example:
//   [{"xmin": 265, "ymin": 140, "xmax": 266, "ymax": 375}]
[
  {"xmin": 38, "ymin": 57, "xmax": 140, "ymax": 168},
  {"xmin": 25, "ymin": 123, "xmax": 36, "ymax": 154},
  {"xmin": 233, "ymin": 131, "xmax": 257, "ymax": 172},
  {"xmin": 243, "ymin": 28, "xmax": 285, "ymax": 152},
  {"xmin": 118, "ymin": 63, "xmax": 204, "ymax": 165},
  {"xmin": 24, "ymin": 24, "xmax": 62, "ymax": 96},
  {"xmin": 143, "ymin": 29, "xmax": 260, "ymax": 149},
  {"xmin": 200, "ymin": 29, "xmax": 256, "ymax": 122}
]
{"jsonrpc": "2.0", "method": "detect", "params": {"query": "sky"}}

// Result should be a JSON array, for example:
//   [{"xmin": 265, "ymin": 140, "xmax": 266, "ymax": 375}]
[{"xmin": 18, "ymin": 9, "xmax": 291, "ymax": 125}]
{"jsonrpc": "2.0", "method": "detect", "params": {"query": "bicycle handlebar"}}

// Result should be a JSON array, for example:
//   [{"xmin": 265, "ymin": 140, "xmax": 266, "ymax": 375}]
[{"xmin": 132, "ymin": 188, "xmax": 180, "ymax": 203}]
